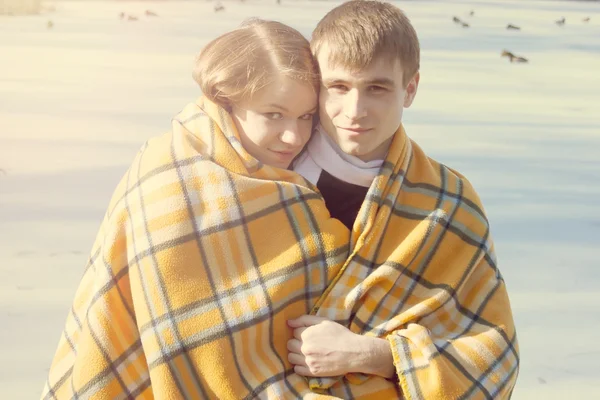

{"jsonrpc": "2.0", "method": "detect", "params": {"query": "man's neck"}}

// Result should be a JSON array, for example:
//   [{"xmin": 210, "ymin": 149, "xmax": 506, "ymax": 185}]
[
  {"xmin": 294, "ymin": 125, "xmax": 383, "ymax": 188},
  {"xmin": 319, "ymin": 127, "xmax": 385, "ymax": 170}
]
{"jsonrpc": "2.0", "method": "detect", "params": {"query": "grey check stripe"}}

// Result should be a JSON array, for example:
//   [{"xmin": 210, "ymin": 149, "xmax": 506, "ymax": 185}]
[
  {"xmin": 392, "ymin": 167, "xmax": 461, "ymax": 311},
  {"xmin": 460, "ymin": 333, "xmax": 520, "ymax": 400},
  {"xmin": 126, "ymin": 376, "xmax": 152, "ymax": 399},
  {"xmin": 291, "ymin": 185, "xmax": 341, "ymax": 303},
  {"xmin": 71, "ymin": 305, "xmax": 83, "ymax": 330},
  {"xmin": 389, "ymin": 291, "xmax": 517, "ymax": 393},
  {"xmin": 83, "ymin": 247, "xmax": 101, "ymax": 275},
  {"xmin": 380, "ymin": 223, "xmax": 516, "ymax": 395},
  {"xmin": 348, "ymin": 258, "xmax": 503, "ymax": 333},
  {"xmin": 400, "ymin": 336, "xmax": 423, "ymax": 399},
  {"xmin": 122, "ymin": 192, "xmax": 324, "ymax": 270},
  {"xmin": 101, "ymin": 251, "xmax": 136, "ymax": 320},
  {"xmin": 370, "ymin": 161, "xmax": 489, "ymax": 229},
  {"xmin": 437, "ymin": 345, "xmax": 493, "ymax": 399},
  {"xmin": 240, "ymin": 368, "xmax": 295, "ymax": 400},
  {"xmin": 63, "ymin": 266, "xmax": 137, "ymax": 397},
  {"xmin": 75, "ymin": 339, "xmax": 145, "ymax": 399},
  {"xmin": 70, "ymin": 377, "xmax": 79, "ymax": 400},
  {"xmin": 354, "ymin": 155, "xmax": 414, "ymax": 332},
  {"xmin": 125, "ymin": 148, "xmax": 198, "ymax": 399},
  {"xmin": 392, "ymin": 165, "xmax": 459, "ymax": 398},
  {"xmin": 276, "ymin": 182, "xmax": 318, "ymax": 313},
  {"xmin": 177, "ymin": 111, "xmax": 206, "ymax": 125},
  {"xmin": 107, "ymin": 148, "xmax": 321, "ymax": 225},
  {"xmin": 63, "ymin": 328, "xmax": 76, "ymax": 353},
  {"xmin": 361, "ymin": 190, "xmax": 496, "ymax": 269},
  {"xmin": 77, "ymin": 316, "xmax": 134, "ymax": 398},
  {"xmin": 487, "ymin": 340, "xmax": 520, "ymax": 399},
  {"xmin": 146, "ymin": 290, "xmax": 323, "ymax": 370},
  {"xmin": 44, "ymin": 372, "xmax": 67, "ymax": 400},
  {"xmin": 107, "ymin": 155, "xmax": 206, "ymax": 218},
  {"xmin": 399, "ymin": 176, "xmax": 487, "ymax": 219},
  {"xmin": 222, "ymin": 170, "xmax": 300, "ymax": 398},
  {"xmin": 343, "ymin": 380, "xmax": 356, "ymax": 400},
  {"xmin": 157, "ymin": 143, "xmax": 253, "ymax": 394},
  {"xmin": 137, "ymin": 246, "xmax": 348, "ymax": 335}
]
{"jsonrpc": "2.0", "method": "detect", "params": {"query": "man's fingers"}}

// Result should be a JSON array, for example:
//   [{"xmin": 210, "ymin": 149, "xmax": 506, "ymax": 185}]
[
  {"xmin": 287, "ymin": 315, "xmax": 327, "ymax": 328},
  {"xmin": 293, "ymin": 327, "xmax": 307, "ymax": 340},
  {"xmin": 293, "ymin": 365, "xmax": 315, "ymax": 377},
  {"xmin": 287, "ymin": 353, "xmax": 307, "ymax": 367},
  {"xmin": 286, "ymin": 338, "xmax": 302, "ymax": 354}
]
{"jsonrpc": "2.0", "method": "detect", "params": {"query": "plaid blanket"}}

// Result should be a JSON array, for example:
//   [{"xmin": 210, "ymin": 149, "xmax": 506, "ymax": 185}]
[
  {"xmin": 42, "ymin": 97, "xmax": 518, "ymax": 399},
  {"xmin": 41, "ymin": 97, "xmax": 350, "ymax": 399},
  {"xmin": 307, "ymin": 126, "xmax": 519, "ymax": 399}
]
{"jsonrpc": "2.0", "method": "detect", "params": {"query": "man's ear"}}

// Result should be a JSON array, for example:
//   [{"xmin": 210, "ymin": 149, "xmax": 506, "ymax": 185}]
[{"xmin": 403, "ymin": 71, "xmax": 420, "ymax": 108}]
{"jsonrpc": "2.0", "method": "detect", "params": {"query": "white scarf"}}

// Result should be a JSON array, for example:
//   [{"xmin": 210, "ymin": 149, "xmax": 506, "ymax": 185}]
[{"xmin": 294, "ymin": 125, "xmax": 383, "ymax": 188}]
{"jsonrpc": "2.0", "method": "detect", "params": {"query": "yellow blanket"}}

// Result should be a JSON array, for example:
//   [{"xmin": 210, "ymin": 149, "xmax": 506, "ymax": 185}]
[
  {"xmin": 42, "ymin": 97, "xmax": 518, "ymax": 400},
  {"xmin": 308, "ymin": 126, "xmax": 519, "ymax": 399},
  {"xmin": 42, "ymin": 97, "xmax": 349, "ymax": 399}
]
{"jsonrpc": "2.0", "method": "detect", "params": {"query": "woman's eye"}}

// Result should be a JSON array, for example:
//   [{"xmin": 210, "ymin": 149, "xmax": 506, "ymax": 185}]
[
  {"xmin": 329, "ymin": 85, "xmax": 348, "ymax": 92},
  {"xmin": 265, "ymin": 112, "xmax": 283, "ymax": 120},
  {"xmin": 299, "ymin": 113, "xmax": 314, "ymax": 121}
]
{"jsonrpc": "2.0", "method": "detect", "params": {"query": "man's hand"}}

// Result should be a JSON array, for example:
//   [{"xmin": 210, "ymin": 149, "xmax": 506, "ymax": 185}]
[
  {"xmin": 287, "ymin": 315, "xmax": 397, "ymax": 379},
  {"xmin": 287, "ymin": 315, "xmax": 364, "ymax": 377}
]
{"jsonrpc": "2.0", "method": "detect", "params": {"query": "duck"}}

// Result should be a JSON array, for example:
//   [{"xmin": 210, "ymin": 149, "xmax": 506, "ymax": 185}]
[
  {"xmin": 555, "ymin": 17, "xmax": 566, "ymax": 26},
  {"xmin": 506, "ymin": 24, "xmax": 520, "ymax": 30},
  {"xmin": 501, "ymin": 50, "xmax": 528, "ymax": 63}
]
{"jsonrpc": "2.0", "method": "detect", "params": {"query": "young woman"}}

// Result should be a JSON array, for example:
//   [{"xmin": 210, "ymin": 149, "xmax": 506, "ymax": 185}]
[{"xmin": 41, "ymin": 19, "xmax": 380, "ymax": 400}]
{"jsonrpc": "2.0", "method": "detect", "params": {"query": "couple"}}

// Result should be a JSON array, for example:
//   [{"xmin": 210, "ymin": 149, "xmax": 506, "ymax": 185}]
[{"xmin": 42, "ymin": 1, "xmax": 519, "ymax": 399}]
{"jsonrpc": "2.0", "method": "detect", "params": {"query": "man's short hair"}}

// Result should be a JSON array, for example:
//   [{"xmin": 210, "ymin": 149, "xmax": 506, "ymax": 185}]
[{"xmin": 311, "ymin": 0, "xmax": 420, "ymax": 87}]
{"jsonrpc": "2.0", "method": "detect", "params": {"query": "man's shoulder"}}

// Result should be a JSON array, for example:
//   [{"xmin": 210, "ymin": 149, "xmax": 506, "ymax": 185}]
[{"xmin": 406, "ymin": 139, "xmax": 489, "ymax": 226}]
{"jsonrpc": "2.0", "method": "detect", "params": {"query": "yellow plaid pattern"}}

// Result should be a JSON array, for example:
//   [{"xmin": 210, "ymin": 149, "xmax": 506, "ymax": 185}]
[
  {"xmin": 308, "ymin": 128, "xmax": 519, "ymax": 399},
  {"xmin": 41, "ymin": 97, "xmax": 518, "ymax": 399},
  {"xmin": 41, "ymin": 97, "xmax": 349, "ymax": 399}
]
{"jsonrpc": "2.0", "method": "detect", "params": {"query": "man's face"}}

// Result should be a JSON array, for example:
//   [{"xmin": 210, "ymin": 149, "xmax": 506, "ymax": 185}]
[{"xmin": 316, "ymin": 45, "xmax": 419, "ymax": 162}]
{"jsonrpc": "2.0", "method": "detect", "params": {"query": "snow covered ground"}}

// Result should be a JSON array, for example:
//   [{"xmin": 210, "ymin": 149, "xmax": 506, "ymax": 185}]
[{"xmin": 1, "ymin": 0, "xmax": 599, "ymax": 398}]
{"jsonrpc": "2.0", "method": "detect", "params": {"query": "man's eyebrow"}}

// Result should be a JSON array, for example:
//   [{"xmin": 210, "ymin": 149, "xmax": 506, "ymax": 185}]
[
  {"xmin": 322, "ymin": 78, "xmax": 396, "ymax": 87},
  {"xmin": 365, "ymin": 78, "xmax": 396, "ymax": 87}
]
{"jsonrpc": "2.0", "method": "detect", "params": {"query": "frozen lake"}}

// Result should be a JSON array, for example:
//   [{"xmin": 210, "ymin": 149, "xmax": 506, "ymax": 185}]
[{"xmin": 1, "ymin": 1, "xmax": 599, "ymax": 398}]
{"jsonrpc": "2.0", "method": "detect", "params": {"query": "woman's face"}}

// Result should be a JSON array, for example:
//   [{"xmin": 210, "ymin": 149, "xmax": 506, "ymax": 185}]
[{"xmin": 230, "ymin": 77, "xmax": 317, "ymax": 169}]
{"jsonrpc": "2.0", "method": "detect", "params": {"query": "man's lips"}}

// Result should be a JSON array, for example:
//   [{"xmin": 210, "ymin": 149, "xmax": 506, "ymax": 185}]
[{"xmin": 337, "ymin": 126, "xmax": 372, "ymax": 133}]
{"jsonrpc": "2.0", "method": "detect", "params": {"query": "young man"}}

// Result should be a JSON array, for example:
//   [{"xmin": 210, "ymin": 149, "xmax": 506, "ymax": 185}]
[{"xmin": 290, "ymin": 1, "xmax": 519, "ymax": 398}]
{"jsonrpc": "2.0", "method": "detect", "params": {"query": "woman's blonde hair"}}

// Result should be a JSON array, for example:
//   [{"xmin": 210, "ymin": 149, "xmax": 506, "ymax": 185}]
[{"xmin": 193, "ymin": 19, "xmax": 319, "ymax": 109}]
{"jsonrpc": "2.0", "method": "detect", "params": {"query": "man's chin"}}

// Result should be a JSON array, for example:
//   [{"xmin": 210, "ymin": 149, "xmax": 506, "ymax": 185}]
[{"xmin": 339, "ymin": 142, "xmax": 365, "ymax": 158}]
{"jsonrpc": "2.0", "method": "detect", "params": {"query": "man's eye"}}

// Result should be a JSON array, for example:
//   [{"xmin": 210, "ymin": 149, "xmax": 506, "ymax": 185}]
[
  {"xmin": 369, "ymin": 86, "xmax": 387, "ymax": 93},
  {"xmin": 299, "ymin": 113, "xmax": 314, "ymax": 121},
  {"xmin": 264, "ymin": 112, "xmax": 283, "ymax": 120}
]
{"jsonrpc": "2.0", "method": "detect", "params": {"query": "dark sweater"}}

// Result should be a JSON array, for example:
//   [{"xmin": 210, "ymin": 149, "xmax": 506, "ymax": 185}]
[{"xmin": 316, "ymin": 170, "xmax": 369, "ymax": 231}]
